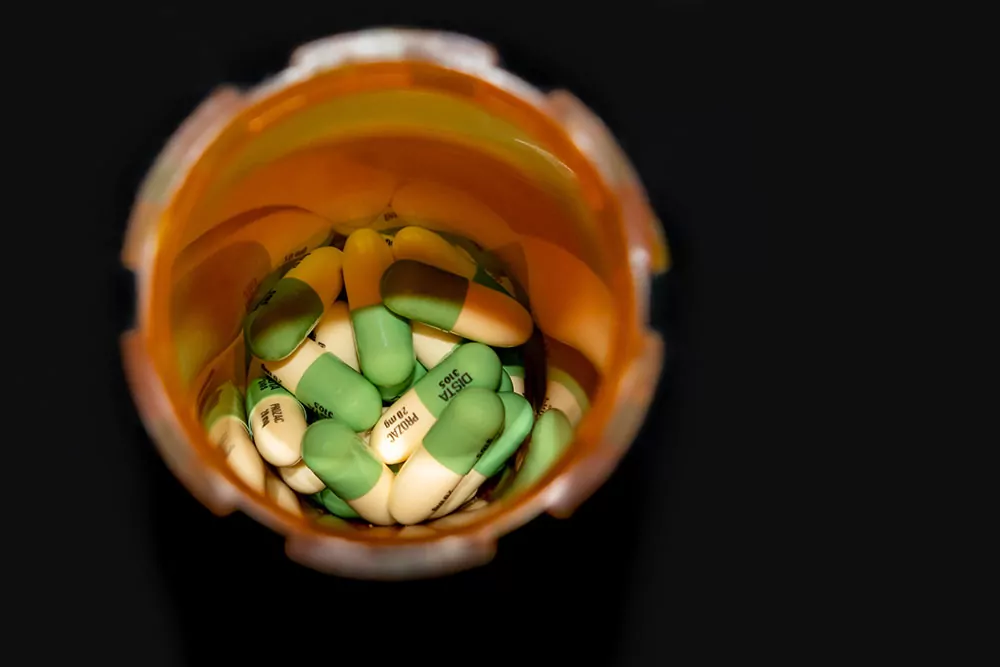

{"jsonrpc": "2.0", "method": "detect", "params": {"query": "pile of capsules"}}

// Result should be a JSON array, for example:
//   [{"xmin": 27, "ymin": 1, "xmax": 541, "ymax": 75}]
[{"xmin": 200, "ymin": 225, "xmax": 583, "ymax": 525}]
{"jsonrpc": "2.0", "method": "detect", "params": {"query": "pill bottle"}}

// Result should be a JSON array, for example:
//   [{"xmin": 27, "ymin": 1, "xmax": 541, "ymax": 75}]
[{"xmin": 121, "ymin": 28, "xmax": 669, "ymax": 579}]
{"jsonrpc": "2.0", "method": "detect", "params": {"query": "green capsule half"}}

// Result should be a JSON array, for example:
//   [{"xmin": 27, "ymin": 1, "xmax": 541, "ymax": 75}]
[
  {"xmin": 512, "ymin": 408, "xmax": 574, "ymax": 492},
  {"xmin": 312, "ymin": 488, "xmax": 361, "ymax": 520},
  {"xmin": 378, "ymin": 360, "xmax": 428, "ymax": 402}
]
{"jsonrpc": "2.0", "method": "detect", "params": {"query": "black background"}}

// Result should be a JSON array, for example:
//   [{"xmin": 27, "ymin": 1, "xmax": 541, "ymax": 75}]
[{"xmin": 13, "ymin": 2, "xmax": 768, "ymax": 663}]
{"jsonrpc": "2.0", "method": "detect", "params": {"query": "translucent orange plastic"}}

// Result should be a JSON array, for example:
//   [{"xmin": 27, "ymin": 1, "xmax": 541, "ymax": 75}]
[{"xmin": 121, "ymin": 28, "xmax": 668, "ymax": 579}]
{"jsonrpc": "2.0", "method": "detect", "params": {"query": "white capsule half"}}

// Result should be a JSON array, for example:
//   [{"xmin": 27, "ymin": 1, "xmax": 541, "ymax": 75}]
[
  {"xmin": 245, "ymin": 369, "xmax": 308, "ymax": 466},
  {"xmin": 265, "ymin": 471, "xmax": 303, "ymax": 516},
  {"xmin": 201, "ymin": 382, "xmax": 267, "ymax": 493},
  {"xmin": 207, "ymin": 417, "xmax": 266, "ymax": 494},
  {"xmin": 279, "ymin": 459, "xmax": 327, "ymax": 494},
  {"xmin": 309, "ymin": 300, "xmax": 359, "ymax": 372},
  {"xmin": 344, "ymin": 465, "xmax": 394, "ymax": 525},
  {"xmin": 428, "ymin": 478, "xmax": 478, "ymax": 519},
  {"xmin": 411, "ymin": 321, "xmax": 463, "ymax": 369}
]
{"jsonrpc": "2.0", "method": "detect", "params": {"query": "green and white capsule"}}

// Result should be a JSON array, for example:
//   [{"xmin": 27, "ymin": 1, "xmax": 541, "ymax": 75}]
[
  {"xmin": 369, "ymin": 342, "xmax": 502, "ymax": 465},
  {"xmin": 245, "ymin": 369, "xmax": 308, "ymax": 467},
  {"xmin": 245, "ymin": 246, "xmax": 344, "ymax": 361},
  {"xmin": 382, "ymin": 260, "xmax": 533, "ymax": 348},
  {"xmin": 302, "ymin": 419, "xmax": 395, "ymax": 525},
  {"xmin": 429, "ymin": 392, "xmax": 534, "ymax": 518},
  {"xmin": 343, "ymin": 229, "xmax": 415, "ymax": 387},
  {"xmin": 389, "ymin": 388, "xmax": 505, "ymax": 525},
  {"xmin": 256, "ymin": 337, "xmax": 382, "ymax": 432},
  {"xmin": 308, "ymin": 300, "xmax": 359, "ymax": 372},
  {"xmin": 311, "ymin": 487, "xmax": 361, "ymax": 520},
  {"xmin": 513, "ymin": 407, "xmax": 574, "ymax": 493},
  {"xmin": 411, "ymin": 321, "xmax": 463, "ymax": 369},
  {"xmin": 278, "ymin": 459, "xmax": 326, "ymax": 494},
  {"xmin": 201, "ymin": 382, "xmax": 266, "ymax": 493},
  {"xmin": 265, "ymin": 470, "xmax": 303, "ymax": 517},
  {"xmin": 496, "ymin": 347, "xmax": 526, "ymax": 396}
]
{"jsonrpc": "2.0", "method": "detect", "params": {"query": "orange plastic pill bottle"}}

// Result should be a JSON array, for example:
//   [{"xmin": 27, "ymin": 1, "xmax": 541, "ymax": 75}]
[{"xmin": 121, "ymin": 28, "xmax": 669, "ymax": 579}]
